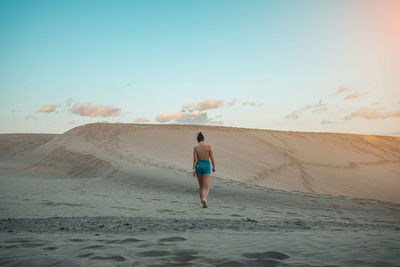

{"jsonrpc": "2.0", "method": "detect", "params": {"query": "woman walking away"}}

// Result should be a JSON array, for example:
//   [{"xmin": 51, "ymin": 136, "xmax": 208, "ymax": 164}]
[{"xmin": 192, "ymin": 132, "xmax": 215, "ymax": 208}]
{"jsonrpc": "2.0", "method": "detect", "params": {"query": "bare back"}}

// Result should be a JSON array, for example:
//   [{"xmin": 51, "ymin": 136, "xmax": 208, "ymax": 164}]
[{"xmin": 195, "ymin": 144, "xmax": 210, "ymax": 160}]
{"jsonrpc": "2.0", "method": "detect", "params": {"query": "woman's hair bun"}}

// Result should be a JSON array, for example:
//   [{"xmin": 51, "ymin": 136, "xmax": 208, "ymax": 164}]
[{"xmin": 197, "ymin": 132, "xmax": 204, "ymax": 142}]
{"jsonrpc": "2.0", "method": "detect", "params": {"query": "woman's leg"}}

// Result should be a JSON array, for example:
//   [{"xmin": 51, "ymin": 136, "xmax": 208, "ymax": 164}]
[
  {"xmin": 202, "ymin": 174, "xmax": 210, "ymax": 200},
  {"xmin": 196, "ymin": 174, "xmax": 204, "ymax": 201}
]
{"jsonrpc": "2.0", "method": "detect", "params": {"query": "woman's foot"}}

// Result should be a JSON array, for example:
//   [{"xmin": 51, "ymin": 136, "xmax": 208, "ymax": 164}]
[{"xmin": 201, "ymin": 200, "xmax": 207, "ymax": 208}]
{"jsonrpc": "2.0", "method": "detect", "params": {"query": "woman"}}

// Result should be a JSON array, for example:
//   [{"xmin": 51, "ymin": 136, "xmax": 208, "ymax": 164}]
[{"xmin": 192, "ymin": 132, "xmax": 215, "ymax": 208}]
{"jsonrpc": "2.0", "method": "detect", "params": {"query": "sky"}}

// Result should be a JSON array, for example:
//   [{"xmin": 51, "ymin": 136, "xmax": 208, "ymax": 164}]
[{"xmin": 1, "ymin": 0, "xmax": 399, "ymax": 135}]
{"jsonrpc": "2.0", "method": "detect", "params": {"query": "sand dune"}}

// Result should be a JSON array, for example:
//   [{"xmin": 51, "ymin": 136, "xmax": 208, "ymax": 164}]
[
  {"xmin": 1, "ymin": 123, "xmax": 399, "ymax": 202},
  {"xmin": 1, "ymin": 123, "xmax": 399, "ymax": 266}
]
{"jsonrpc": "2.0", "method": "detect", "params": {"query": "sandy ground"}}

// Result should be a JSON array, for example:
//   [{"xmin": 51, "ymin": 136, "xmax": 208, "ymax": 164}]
[{"xmin": 0, "ymin": 123, "xmax": 399, "ymax": 266}]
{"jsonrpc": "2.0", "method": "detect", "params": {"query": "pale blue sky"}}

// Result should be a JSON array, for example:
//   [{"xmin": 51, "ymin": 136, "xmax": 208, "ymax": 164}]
[{"xmin": 1, "ymin": 0, "xmax": 399, "ymax": 134}]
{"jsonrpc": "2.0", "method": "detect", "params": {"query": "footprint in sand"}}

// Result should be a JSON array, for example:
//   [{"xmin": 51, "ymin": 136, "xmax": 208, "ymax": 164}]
[
  {"xmin": 76, "ymin": 252, "xmax": 93, "ymax": 258},
  {"xmin": 4, "ymin": 238, "xmax": 46, "ymax": 248},
  {"xmin": 215, "ymin": 259, "xmax": 248, "ymax": 267},
  {"xmin": 4, "ymin": 245, "xmax": 18, "ymax": 248},
  {"xmin": 158, "ymin": 237, "xmax": 186, "ymax": 242},
  {"xmin": 118, "ymin": 237, "xmax": 142, "ymax": 243},
  {"xmin": 171, "ymin": 255, "xmax": 200, "ymax": 263},
  {"xmin": 90, "ymin": 255, "xmax": 126, "ymax": 262},
  {"xmin": 69, "ymin": 238, "xmax": 87, "ymax": 242},
  {"xmin": 19, "ymin": 242, "xmax": 45, "ymax": 248},
  {"xmin": 102, "ymin": 238, "xmax": 141, "ymax": 244},
  {"xmin": 137, "ymin": 250, "xmax": 172, "ymax": 257},
  {"xmin": 156, "ymin": 209, "xmax": 177, "ymax": 213},
  {"xmin": 82, "ymin": 245, "xmax": 104, "ymax": 249},
  {"xmin": 42, "ymin": 246, "xmax": 58, "ymax": 250},
  {"xmin": 242, "ymin": 251, "xmax": 290, "ymax": 260}
]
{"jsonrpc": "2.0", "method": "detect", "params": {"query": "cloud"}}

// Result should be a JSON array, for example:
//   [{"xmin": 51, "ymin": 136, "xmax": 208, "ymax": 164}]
[
  {"xmin": 334, "ymin": 85, "xmax": 350, "ymax": 95},
  {"xmin": 321, "ymin": 119, "xmax": 334, "ymax": 124},
  {"xmin": 344, "ymin": 92, "xmax": 367, "ymax": 100},
  {"xmin": 285, "ymin": 113, "xmax": 299, "ymax": 120},
  {"xmin": 285, "ymin": 107, "xmax": 307, "ymax": 120},
  {"xmin": 344, "ymin": 107, "xmax": 381, "ymax": 120},
  {"xmin": 313, "ymin": 100, "xmax": 325, "ymax": 108},
  {"xmin": 242, "ymin": 101, "xmax": 264, "ymax": 107},
  {"xmin": 226, "ymin": 98, "xmax": 238, "ymax": 107},
  {"xmin": 344, "ymin": 92, "xmax": 359, "ymax": 100},
  {"xmin": 37, "ymin": 104, "xmax": 59, "ymax": 113},
  {"xmin": 25, "ymin": 115, "xmax": 37, "ymax": 120},
  {"xmin": 344, "ymin": 108, "xmax": 400, "ymax": 120},
  {"xmin": 156, "ymin": 98, "xmax": 233, "ymax": 124},
  {"xmin": 285, "ymin": 100, "xmax": 326, "ymax": 120},
  {"xmin": 381, "ymin": 110, "xmax": 400, "ymax": 119},
  {"xmin": 156, "ymin": 111, "xmax": 213, "ymax": 124},
  {"xmin": 135, "ymin": 118, "xmax": 149, "ymax": 123},
  {"xmin": 69, "ymin": 102, "xmax": 121, "ymax": 117},
  {"xmin": 181, "ymin": 99, "xmax": 224, "ymax": 112},
  {"xmin": 156, "ymin": 99, "xmax": 225, "ymax": 124},
  {"xmin": 312, "ymin": 107, "xmax": 328, "ymax": 113},
  {"xmin": 66, "ymin": 98, "xmax": 73, "ymax": 107},
  {"xmin": 156, "ymin": 112, "xmax": 183, "ymax": 122},
  {"xmin": 175, "ymin": 111, "xmax": 211, "ymax": 124},
  {"xmin": 206, "ymin": 120, "xmax": 224, "ymax": 126}
]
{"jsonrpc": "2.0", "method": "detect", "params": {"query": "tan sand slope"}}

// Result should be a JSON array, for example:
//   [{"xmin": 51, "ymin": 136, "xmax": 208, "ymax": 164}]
[{"xmin": 1, "ymin": 123, "xmax": 399, "ymax": 202}]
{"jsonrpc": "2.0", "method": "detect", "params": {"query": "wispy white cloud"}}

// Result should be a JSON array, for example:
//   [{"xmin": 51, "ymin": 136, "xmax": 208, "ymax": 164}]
[
  {"xmin": 321, "ymin": 119, "xmax": 334, "ymax": 124},
  {"xmin": 285, "ymin": 100, "xmax": 326, "ymax": 120},
  {"xmin": 285, "ymin": 113, "xmax": 299, "ymax": 120},
  {"xmin": 175, "ymin": 111, "xmax": 211, "ymax": 124},
  {"xmin": 226, "ymin": 98, "xmax": 238, "ymax": 107},
  {"xmin": 25, "ymin": 115, "xmax": 37, "ymax": 120},
  {"xmin": 69, "ymin": 102, "xmax": 121, "ymax": 117},
  {"xmin": 242, "ymin": 101, "xmax": 264, "ymax": 107},
  {"xmin": 312, "ymin": 107, "xmax": 328, "ymax": 113}
]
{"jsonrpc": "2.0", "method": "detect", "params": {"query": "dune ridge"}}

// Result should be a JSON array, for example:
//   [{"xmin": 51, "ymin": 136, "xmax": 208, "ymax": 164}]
[{"xmin": 1, "ymin": 123, "xmax": 399, "ymax": 202}]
